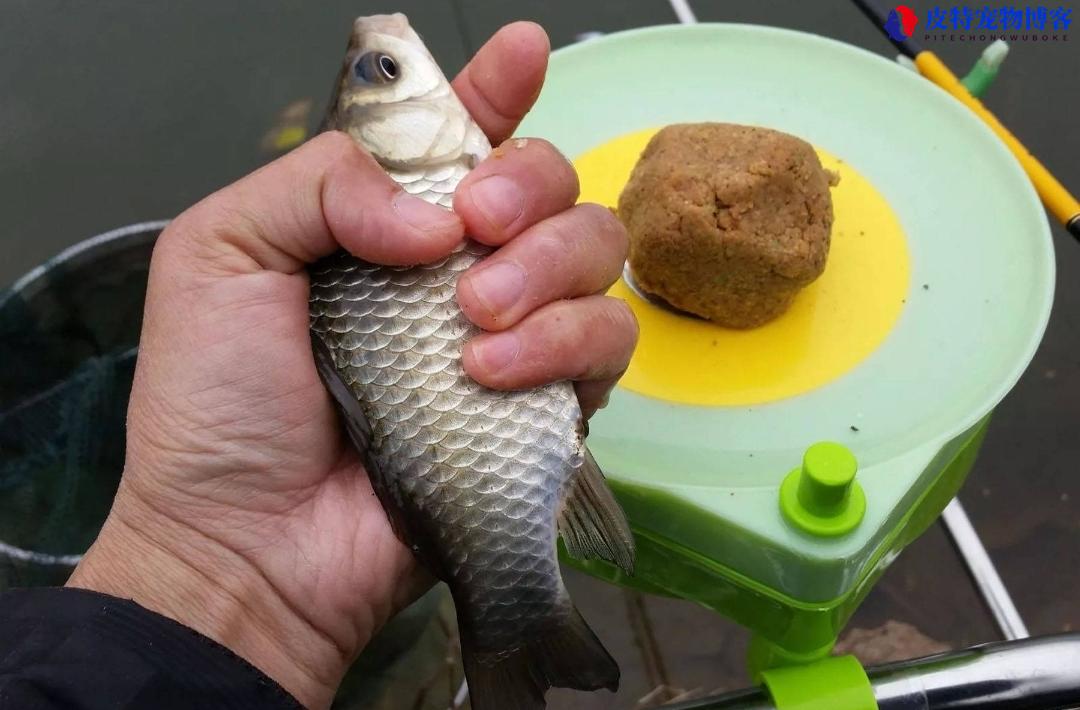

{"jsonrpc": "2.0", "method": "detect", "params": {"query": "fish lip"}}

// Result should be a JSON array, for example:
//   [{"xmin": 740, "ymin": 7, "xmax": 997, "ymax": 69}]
[{"xmin": 352, "ymin": 13, "xmax": 413, "ymax": 42}]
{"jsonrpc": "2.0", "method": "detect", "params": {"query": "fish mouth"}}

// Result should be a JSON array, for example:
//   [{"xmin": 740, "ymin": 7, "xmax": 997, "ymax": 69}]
[{"xmin": 352, "ymin": 13, "xmax": 413, "ymax": 42}]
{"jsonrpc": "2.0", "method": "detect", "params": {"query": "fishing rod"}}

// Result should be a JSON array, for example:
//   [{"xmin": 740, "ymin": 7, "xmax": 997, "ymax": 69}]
[{"xmin": 852, "ymin": 0, "xmax": 1080, "ymax": 241}]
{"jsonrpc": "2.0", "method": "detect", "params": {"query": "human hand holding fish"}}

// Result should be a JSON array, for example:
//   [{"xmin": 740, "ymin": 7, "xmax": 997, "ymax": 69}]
[{"xmin": 66, "ymin": 20, "xmax": 636, "ymax": 710}]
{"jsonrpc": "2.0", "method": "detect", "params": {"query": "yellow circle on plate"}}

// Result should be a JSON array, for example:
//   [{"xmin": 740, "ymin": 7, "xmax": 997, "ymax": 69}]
[{"xmin": 574, "ymin": 128, "xmax": 911, "ymax": 407}]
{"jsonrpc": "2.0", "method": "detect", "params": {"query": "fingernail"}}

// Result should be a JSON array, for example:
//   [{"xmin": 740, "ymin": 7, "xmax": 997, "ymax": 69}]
[
  {"xmin": 392, "ymin": 192, "xmax": 459, "ymax": 232},
  {"xmin": 467, "ymin": 175, "xmax": 525, "ymax": 230},
  {"xmin": 469, "ymin": 262, "xmax": 527, "ymax": 316},
  {"xmin": 472, "ymin": 332, "xmax": 520, "ymax": 373}
]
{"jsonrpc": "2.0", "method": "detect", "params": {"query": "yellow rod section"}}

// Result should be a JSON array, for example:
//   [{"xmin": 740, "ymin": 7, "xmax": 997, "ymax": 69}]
[{"xmin": 915, "ymin": 50, "xmax": 1080, "ymax": 235}]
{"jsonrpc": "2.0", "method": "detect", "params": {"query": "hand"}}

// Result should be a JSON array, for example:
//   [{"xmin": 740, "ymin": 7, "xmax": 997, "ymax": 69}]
[{"xmin": 67, "ymin": 22, "xmax": 636, "ymax": 709}]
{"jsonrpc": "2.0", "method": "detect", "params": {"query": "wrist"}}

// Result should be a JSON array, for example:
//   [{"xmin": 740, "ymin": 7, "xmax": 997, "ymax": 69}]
[{"xmin": 67, "ymin": 483, "xmax": 344, "ymax": 709}]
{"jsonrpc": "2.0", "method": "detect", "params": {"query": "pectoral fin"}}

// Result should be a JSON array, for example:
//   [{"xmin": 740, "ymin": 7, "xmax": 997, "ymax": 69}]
[
  {"xmin": 310, "ymin": 333, "xmax": 375, "ymax": 463},
  {"xmin": 558, "ymin": 448, "xmax": 636, "ymax": 575},
  {"xmin": 310, "ymin": 333, "xmax": 441, "ymax": 574}
]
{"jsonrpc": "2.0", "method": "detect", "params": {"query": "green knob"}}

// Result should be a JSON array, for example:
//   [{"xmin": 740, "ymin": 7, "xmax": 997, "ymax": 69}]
[{"xmin": 780, "ymin": 442, "xmax": 866, "ymax": 537}]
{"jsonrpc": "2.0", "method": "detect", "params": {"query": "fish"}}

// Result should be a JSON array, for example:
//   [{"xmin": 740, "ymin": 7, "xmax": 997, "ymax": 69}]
[{"xmin": 307, "ymin": 13, "xmax": 636, "ymax": 710}]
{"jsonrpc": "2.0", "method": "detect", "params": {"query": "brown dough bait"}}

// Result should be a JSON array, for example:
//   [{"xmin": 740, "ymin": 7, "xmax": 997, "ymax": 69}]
[{"xmin": 618, "ymin": 123, "xmax": 835, "ymax": 328}]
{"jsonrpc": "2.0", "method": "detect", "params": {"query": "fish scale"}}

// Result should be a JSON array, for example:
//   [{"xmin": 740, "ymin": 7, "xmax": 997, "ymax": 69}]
[
  {"xmin": 309, "ymin": 14, "xmax": 632, "ymax": 708},
  {"xmin": 310, "ymin": 241, "xmax": 581, "ymax": 655}
]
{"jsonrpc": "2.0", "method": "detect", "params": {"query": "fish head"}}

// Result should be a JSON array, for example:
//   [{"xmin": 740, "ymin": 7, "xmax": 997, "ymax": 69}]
[{"xmin": 323, "ymin": 13, "xmax": 487, "ymax": 170}]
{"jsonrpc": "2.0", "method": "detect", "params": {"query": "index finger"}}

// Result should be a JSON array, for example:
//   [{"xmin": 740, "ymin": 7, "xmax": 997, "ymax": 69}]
[{"xmin": 451, "ymin": 22, "xmax": 550, "ymax": 145}]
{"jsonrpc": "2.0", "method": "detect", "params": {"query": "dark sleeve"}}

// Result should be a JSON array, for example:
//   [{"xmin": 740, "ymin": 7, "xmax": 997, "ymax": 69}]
[{"xmin": 0, "ymin": 587, "xmax": 303, "ymax": 710}]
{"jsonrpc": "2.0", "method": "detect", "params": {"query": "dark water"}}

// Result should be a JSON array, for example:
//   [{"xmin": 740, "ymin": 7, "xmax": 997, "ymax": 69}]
[
  {"xmin": 0, "ymin": 0, "xmax": 472, "ymax": 290},
  {"xmin": 0, "ymin": 0, "xmax": 685, "ymax": 291}
]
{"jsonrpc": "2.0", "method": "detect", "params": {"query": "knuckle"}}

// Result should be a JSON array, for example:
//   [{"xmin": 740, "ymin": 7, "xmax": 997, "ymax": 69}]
[
  {"xmin": 524, "ymin": 136, "xmax": 557, "ymax": 154},
  {"xmin": 157, "ymin": 201, "xmax": 257, "ymax": 270},
  {"xmin": 578, "ymin": 202, "xmax": 624, "ymax": 240},
  {"xmin": 528, "ymin": 226, "xmax": 572, "ymax": 269},
  {"xmin": 556, "ymin": 301, "xmax": 597, "ymax": 376},
  {"xmin": 499, "ymin": 137, "xmax": 578, "ymax": 199},
  {"xmin": 576, "ymin": 299, "xmax": 638, "ymax": 379},
  {"xmin": 573, "ymin": 201, "xmax": 611, "ymax": 224},
  {"xmin": 541, "ymin": 297, "xmax": 579, "ymax": 331},
  {"xmin": 456, "ymin": 274, "xmax": 498, "ymax": 329},
  {"xmin": 568, "ymin": 203, "xmax": 629, "ymax": 266},
  {"xmin": 559, "ymin": 159, "xmax": 581, "ymax": 198},
  {"xmin": 531, "ymin": 139, "xmax": 579, "ymax": 192},
  {"xmin": 150, "ymin": 220, "xmax": 188, "ymax": 267},
  {"xmin": 607, "ymin": 298, "xmax": 640, "ymax": 345},
  {"xmin": 309, "ymin": 130, "xmax": 356, "ymax": 158},
  {"xmin": 596, "ymin": 208, "xmax": 630, "ymax": 261}
]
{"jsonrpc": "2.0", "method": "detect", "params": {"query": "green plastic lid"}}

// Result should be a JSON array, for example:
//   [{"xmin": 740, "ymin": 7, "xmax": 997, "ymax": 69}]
[{"xmin": 526, "ymin": 24, "xmax": 1054, "ymax": 652}]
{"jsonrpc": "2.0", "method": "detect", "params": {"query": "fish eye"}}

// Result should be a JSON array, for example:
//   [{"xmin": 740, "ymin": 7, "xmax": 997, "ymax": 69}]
[
  {"xmin": 353, "ymin": 52, "xmax": 399, "ymax": 85},
  {"xmin": 379, "ymin": 55, "xmax": 397, "ymax": 79}
]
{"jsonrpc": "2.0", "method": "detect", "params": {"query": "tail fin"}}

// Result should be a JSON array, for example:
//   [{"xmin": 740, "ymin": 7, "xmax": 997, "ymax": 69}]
[{"xmin": 462, "ymin": 606, "xmax": 619, "ymax": 710}]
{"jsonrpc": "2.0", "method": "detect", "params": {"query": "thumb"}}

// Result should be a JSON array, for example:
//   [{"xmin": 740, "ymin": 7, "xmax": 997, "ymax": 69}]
[{"xmin": 162, "ymin": 131, "xmax": 464, "ymax": 276}]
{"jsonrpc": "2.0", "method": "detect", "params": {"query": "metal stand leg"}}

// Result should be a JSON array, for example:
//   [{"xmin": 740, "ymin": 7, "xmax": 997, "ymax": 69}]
[
  {"xmin": 668, "ymin": 0, "xmax": 698, "ymax": 24},
  {"xmin": 940, "ymin": 499, "xmax": 1029, "ymax": 640},
  {"xmin": 665, "ymin": 633, "xmax": 1080, "ymax": 709}
]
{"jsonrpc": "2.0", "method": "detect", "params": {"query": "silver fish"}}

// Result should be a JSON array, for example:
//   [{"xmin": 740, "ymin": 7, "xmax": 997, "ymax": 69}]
[{"xmin": 307, "ymin": 14, "xmax": 635, "ymax": 710}]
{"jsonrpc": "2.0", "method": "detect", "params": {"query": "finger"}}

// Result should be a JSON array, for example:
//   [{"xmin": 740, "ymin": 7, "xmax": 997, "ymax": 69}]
[
  {"xmin": 453, "ymin": 138, "xmax": 579, "ymax": 246},
  {"xmin": 161, "ymin": 131, "xmax": 464, "ymax": 276},
  {"xmin": 462, "ymin": 296, "xmax": 638, "ymax": 394},
  {"xmin": 452, "ymin": 22, "xmax": 550, "ymax": 145},
  {"xmin": 575, "ymin": 378, "xmax": 620, "ymax": 420},
  {"xmin": 457, "ymin": 204, "xmax": 628, "ymax": 330}
]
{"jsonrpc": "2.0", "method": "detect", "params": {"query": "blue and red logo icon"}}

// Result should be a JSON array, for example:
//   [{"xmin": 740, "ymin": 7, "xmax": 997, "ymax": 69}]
[{"xmin": 885, "ymin": 5, "xmax": 920, "ymax": 40}]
